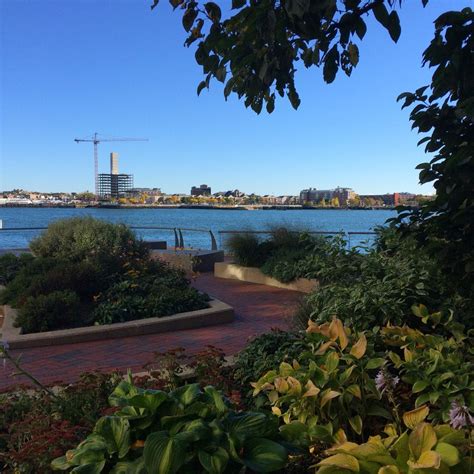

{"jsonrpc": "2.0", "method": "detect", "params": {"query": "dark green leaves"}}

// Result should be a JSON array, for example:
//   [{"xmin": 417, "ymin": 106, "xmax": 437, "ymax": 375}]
[
  {"xmin": 373, "ymin": 4, "xmax": 401, "ymax": 42},
  {"xmin": 198, "ymin": 447, "xmax": 229, "ymax": 473},
  {"xmin": 232, "ymin": 0, "xmax": 246, "ymax": 9},
  {"xmin": 204, "ymin": 2, "xmax": 221, "ymax": 23},
  {"xmin": 143, "ymin": 432, "xmax": 187, "ymax": 474},
  {"xmin": 242, "ymin": 438, "xmax": 288, "ymax": 472},
  {"xmin": 323, "ymin": 46, "xmax": 340, "ymax": 83},
  {"xmin": 182, "ymin": 7, "xmax": 198, "ymax": 32},
  {"xmin": 169, "ymin": 0, "xmax": 184, "ymax": 10},
  {"xmin": 94, "ymin": 416, "xmax": 131, "ymax": 459}
]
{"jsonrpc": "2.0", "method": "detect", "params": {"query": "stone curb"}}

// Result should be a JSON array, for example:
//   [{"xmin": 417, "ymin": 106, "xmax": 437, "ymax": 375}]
[
  {"xmin": 214, "ymin": 262, "xmax": 318, "ymax": 293},
  {"xmin": 2, "ymin": 299, "xmax": 234, "ymax": 350}
]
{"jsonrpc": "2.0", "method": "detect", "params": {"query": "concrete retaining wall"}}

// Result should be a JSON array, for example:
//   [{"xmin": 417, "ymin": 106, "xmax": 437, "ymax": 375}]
[
  {"xmin": 214, "ymin": 262, "xmax": 318, "ymax": 293},
  {"xmin": 2, "ymin": 299, "xmax": 234, "ymax": 350}
]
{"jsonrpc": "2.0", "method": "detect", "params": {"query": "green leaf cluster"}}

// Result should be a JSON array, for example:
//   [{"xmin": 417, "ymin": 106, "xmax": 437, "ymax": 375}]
[
  {"xmin": 160, "ymin": 0, "xmax": 421, "ymax": 113},
  {"xmin": 52, "ymin": 379, "xmax": 288, "ymax": 473},
  {"xmin": 382, "ymin": 305, "xmax": 474, "ymax": 423},
  {"xmin": 252, "ymin": 319, "xmax": 386, "ymax": 443}
]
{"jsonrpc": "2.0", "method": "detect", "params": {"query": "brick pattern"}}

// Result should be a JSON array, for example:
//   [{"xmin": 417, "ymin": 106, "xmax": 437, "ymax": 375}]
[{"xmin": 0, "ymin": 273, "xmax": 302, "ymax": 392}]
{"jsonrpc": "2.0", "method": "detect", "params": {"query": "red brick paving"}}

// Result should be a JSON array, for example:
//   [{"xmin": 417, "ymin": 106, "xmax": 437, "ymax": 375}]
[{"xmin": 0, "ymin": 274, "xmax": 302, "ymax": 391}]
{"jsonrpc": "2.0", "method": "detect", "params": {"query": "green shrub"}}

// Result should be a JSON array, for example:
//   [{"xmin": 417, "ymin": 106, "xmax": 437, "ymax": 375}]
[
  {"xmin": 29, "ymin": 216, "xmax": 148, "ymax": 263},
  {"xmin": 226, "ymin": 232, "xmax": 274, "ymax": 267},
  {"xmin": 15, "ymin": 290, "xmax": 86, "ymax": 333},
  {"xmin": 1, "ymin": 221, "xmax": 210, "ymax": 332},
  {"xmin": 294, "ymin": 230, "xmax": 460, "ymax": 331},
  {"xmin": 0, "ymin": 253, "xmax": 34, "ymax": 286},
  {"xmin": 52, "ymin": 379, "xmax": 288, "ymax": 473},
  {"xmin": 0, "ymin": 258, "xmax": 105, "ymax": 308},
  {"xmin": 228, "ymin": 228, "xmax": 354, "ymax": 284},
  {"xmin": 92, "ymin": 260, "xmax": 209, "ymax": 325}
]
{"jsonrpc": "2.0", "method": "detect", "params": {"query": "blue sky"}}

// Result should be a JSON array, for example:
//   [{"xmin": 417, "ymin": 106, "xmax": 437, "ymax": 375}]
[{"xmin": 0, "ymin": 0, "xmax": 466, "ymax": 195}]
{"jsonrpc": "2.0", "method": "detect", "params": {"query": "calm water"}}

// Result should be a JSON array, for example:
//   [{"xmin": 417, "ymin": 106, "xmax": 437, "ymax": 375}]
[{"xmin": 0, "ymin": 208, "xmax": 395, "ymax": 250}]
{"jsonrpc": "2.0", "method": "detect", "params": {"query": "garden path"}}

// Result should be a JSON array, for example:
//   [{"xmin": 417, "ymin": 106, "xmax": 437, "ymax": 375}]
[{"xmin": 0, "ymin": 273, "xmax": 302, "ymax": 391}]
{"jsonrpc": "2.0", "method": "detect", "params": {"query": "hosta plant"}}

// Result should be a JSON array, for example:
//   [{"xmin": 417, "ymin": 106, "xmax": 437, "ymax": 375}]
[
  {"xmin": 252, "ymin": 318, "xmax": 388, "ymax": 445},
  {"xmin": 382, "ymin": 305, "xmax": 474, "ymax": 423},
  {"xmin": 315, "ymin": 406, "xmax": 472, "ymax": 474},
  {"xmin": 51, "ymin": 376, "xmax": 288, "ymax": 473}
]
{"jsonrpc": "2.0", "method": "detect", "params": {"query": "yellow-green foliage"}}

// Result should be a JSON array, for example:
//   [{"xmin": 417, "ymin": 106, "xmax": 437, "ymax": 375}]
[
  {"xmin": 315, "ymin": 407, "xmax": 472, "ymax": 474},
  {"xmin": 252, "ymin": 319, "xmax": 386, "ymax": 442}
]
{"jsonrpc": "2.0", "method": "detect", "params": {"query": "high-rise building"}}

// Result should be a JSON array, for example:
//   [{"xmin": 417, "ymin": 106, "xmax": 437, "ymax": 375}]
[
  {"xmin": 110, "ymin": 152, "xmax": 119, "ymax": 175},
  {"xmin": 97, "ymin": 152, "xmax": 133, "ymax": 198}
]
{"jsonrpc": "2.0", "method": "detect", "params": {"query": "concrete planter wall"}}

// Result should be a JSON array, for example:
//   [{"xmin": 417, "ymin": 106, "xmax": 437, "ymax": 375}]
[
  {"xmin": 214, "ymin": 262, "xmax": 318, "ymax": 293},
  {"xmin": 1, "ymin": 299, "xmax": 234, "ymax": 350},
  {"xmin": 152, "ymin": 249, "xmax": 224, "ymax": 273}
]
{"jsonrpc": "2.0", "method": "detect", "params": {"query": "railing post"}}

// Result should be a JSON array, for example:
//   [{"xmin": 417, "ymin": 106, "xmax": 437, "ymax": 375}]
[
  {"xmin": 173, "ymin": 228, "xmax": 179, "ymax": 249},
  {"xmin": 178, "ymin": 229, "xmax": 184, "ymax": 248},
  {"xmin": 209, "ymin": 230, "xmax": 217, "ymax": 250}
]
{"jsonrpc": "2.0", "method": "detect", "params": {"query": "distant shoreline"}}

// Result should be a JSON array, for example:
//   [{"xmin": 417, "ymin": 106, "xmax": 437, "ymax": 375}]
[{"xmin": 0, "ymin": 204, "xmax": 402, "ymax": 211}]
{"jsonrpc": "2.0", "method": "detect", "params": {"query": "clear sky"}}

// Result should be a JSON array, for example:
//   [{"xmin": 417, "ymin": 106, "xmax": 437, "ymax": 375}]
[{"xmin": 0, "ymin": 0, "xmax": 467, "ymax": 195}]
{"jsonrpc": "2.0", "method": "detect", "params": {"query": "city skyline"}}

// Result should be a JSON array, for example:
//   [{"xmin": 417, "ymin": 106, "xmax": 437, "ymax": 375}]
[{"xmin": 1, "ymin": 1, "xmax": 462, "ymax": 194}]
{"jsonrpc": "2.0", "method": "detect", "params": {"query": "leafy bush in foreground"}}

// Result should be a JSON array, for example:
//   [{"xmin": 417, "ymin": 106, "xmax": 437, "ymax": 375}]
[
  {"xmin": 295, "ymin": 227, "xmax": 473, "ymax": 331},
  {"xmin": 16, "ymin": 290, "xmax": 84, "ymax": 333},
  {"xmin": 52, "ymin": 379, "xmax": 288, "ymax": 473},
  {"xmin": 1, "ymin": 218, "xmax": 209, "ymax": 333},
  {"xmin": 29, "ymin": 216, "xmax": 148, "ymax": 263},
  {"xmin": 0, "ymin": 253, "xmax": 34, "ymax": 286}
]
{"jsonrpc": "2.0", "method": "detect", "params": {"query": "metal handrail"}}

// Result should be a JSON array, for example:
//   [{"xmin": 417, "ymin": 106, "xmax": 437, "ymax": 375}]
[
  {"xmin": 217, "ymin": 229, "xmax": 378, "ymax": 250},
  {"xmin": 0, "ymin": 225, "xmax": 218, "ymax": 251}
]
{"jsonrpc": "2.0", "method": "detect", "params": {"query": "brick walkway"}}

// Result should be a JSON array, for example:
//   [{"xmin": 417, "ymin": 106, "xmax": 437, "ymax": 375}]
[{"xmin": 0, "ymin": 274, "xmax": 302, "ymax": 391}]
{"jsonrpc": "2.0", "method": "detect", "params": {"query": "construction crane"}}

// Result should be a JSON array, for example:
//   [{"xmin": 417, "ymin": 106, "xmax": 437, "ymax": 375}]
[{"xmin": 74, "ymin": 132, "xmax": 148, "ymax": 196}]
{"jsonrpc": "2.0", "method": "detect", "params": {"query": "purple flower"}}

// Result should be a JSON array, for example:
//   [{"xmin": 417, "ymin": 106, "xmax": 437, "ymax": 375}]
[
  {"xmin": 449, "ymin": 400, "xmax": 474, "ymax": 430},
  {"xmin": 375, "ymin": 368, "xmax": 399, "ymax": 394}
]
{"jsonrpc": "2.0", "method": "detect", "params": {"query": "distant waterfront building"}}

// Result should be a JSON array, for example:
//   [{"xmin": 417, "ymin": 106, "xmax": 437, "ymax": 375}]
[
  {"xmin": 358, "ymin": 193, "xmax": 400, "ymax": 206},
  {"xmin": 129, "ymin": 187, "xmax": 162, "ymax": 196},
  {"xmin": 98, "ymin": 152, "xmax": 134, "ymax": 198},
  {"xmin": 299, "ymin": 187, "xmax": 355, "ymax": 204},
  {"xmin": 191, "ymin": 184, "xmax": 211, "ymax": 196}
]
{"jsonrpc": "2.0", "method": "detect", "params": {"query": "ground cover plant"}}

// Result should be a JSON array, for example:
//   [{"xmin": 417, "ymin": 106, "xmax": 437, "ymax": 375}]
[{"xmin": 0, "ymin": 217, "xmax": 209, "ymax": 333}]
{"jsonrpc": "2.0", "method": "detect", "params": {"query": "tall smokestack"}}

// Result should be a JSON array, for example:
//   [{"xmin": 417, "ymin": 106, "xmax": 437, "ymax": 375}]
[{"xmin": 110, "ymin": 152, "xmax": 119, "ymax": 175}]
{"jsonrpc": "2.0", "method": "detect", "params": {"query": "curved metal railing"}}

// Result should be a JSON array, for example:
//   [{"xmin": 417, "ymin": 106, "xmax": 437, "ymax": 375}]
[
  {"xmin": 217, "ymin": 229, "xmax": 378, "ymax": 250},
  {"xmin": 0, "ymin": 225, "xmax": 218, "ymax": 251}
]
